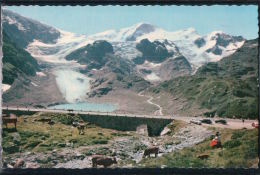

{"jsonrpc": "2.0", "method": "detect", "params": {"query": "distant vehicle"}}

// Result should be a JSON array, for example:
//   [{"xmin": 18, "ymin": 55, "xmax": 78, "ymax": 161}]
[
  {"xmin": 34, "ymin": 105, "xmax": 45, "ymax": 109},
  {"xmin": 215, "ymin": 119, "xmax": 227, "ymax": 125},
  {"xmin": 252, "ymin": 122, "xmax": 259, "ymax": 128},
  {"xmin": 200, "ymin": 119, "xmax": 212, "ymax": 124},
  {"xmin": 67, "ymin": 109, "xmax": 74, "ymax": 112},
  {"xmin": 190, "ymin": 119, "xmax": 202, "ymax": 125}
]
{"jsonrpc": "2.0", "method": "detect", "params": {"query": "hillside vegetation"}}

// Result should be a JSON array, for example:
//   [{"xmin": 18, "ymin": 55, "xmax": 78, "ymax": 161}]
[
  {"xmin": 2, "ymin": 113, "xmax": 117, "ymax": 155},
  {"xmin": 139, "ymin": 128, "xmax": 258, "ymax": 168},
  {"xmin": 152, "ymin": 39, "xmax": 258, "ymax": 119},
  {"xmin": 2, "ymin": 31, "xmax": 39, "ymax": 84}
]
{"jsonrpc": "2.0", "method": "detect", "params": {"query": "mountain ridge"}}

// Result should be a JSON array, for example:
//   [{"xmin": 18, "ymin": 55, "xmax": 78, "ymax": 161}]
[
  {"xmin": 88, "ymin": 22, "xmax": 245, "ymax": 68},
  {"xmin": 2, "ymin": 9, "xmax": 246, "ymax": 71}
]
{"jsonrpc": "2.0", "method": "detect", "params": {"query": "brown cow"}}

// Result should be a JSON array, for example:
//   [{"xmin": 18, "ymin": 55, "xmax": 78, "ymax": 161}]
[
  {"xmin": 92, "ymin": 155, "xmax": 104, "ymax": 167},
  {"xmin": 3, "ymin": 114, "xmax": 17, "ymax": 129},
  {"xmin": 37, "ymin": 118, "xmax": 51, "ymax": 123},
  {"xmin": 197, "ymin": 154, "xmax": 209, "ymax": 160},
  {"xmin": 143, "ymin": 146, "xmax": 159, "ymax": 158},
  {"xmin": 92, "ymin": 156, "xmax": 117, "ymax": 168}
]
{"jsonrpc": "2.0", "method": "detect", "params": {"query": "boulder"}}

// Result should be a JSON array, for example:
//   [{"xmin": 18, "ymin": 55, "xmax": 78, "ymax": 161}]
[
  {"xmin": 160, "ymin": 127, "xmax": 171, "ymax": 136},
  {"xmin": 25, "ymin": 162, "xmax": 40, "ymax": 168},
  {"xmin": 13, "ymin": 158, "xmax": 25, "ymax": 168},
  {"xmin": 7, "ymin": 164, "xmax": 13, "ymax": 168},
  {"xmin": 57, "ymin": 143, "xmax": 66, "ymax": 147}
]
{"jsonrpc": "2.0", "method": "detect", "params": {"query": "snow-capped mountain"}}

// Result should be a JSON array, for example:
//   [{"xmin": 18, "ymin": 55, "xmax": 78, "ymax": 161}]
[
  {"xmin": 3, "ymin": 9, "xmax": 245, "ymax": 68},
  {"xmin": 88, "ymin": 23, "xmax": 156, "ymax": 42},
  {"xmin": 2, "ymin": 10, "xmax": 93, "ymax": 63},
  {"xmin": 26, "ymin": 30, "xmax": 90, "ymax": 63},
  {"xmin": 88, "ymin": 22, "xmax": 245, "ymax": 68},
  {"xmin": 2, "ymin": 9, "xmax": 246, "ymax": 83}
]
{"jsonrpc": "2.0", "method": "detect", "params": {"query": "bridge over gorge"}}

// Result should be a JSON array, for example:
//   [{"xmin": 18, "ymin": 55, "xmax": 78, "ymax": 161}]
[{"xmin": 1, "ymin": 106, "xmax": 257, "ymax": 130}]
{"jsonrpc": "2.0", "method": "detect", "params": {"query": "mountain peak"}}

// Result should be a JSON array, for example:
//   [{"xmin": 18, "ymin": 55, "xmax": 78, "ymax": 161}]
[
  {"xmin": 132, "ymin": 22, "xmax": 156, "ymax": 35},
  {"xmin": 125, "ymin": 22, "xmax": 156, "ymax": 41},
  {"xmin": 208, "ymin": 31, "xmax": 224, "ymax": 38},
  {"xmin": 207, "ymin": 31, "xmax": 245, "ymax": 47},
  {"xmin": 134, "ymin": 22, "xmax": 156, "ymax": 30}
]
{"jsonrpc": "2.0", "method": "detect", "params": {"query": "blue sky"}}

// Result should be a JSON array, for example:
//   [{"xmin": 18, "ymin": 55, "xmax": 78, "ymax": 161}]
[{"xmin": 6, "ymin": 5, "xmax": 258, "ymax": 39}]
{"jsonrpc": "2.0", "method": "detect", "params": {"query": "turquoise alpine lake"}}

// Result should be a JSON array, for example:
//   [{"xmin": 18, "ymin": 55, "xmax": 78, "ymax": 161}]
[{"xmin": 48, "ymin": 102, "xmax": 117, "ymax": 112}]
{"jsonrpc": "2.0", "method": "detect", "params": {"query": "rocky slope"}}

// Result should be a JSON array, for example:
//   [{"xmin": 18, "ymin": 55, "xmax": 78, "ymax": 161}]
[
  {"xmin": 152, "ymin": 39, "xmax": 258, "ymax": 119},
  {"xmin": 65, "ymin": 38, "xmax": 191, "ymax": 86},
  {"xmin": 65, "ymin": 40, "xmax": 114, "ymax": 70},
  {"xmin": 65, "ymin": 40, "xmax": 151, "ymax": 97},
  {"xmin": 134, "ymin": 39, "xmax": 175, "ymax": 64}
]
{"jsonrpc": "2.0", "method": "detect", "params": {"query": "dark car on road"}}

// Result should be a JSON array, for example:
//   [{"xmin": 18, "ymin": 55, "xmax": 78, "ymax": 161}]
[
  {"xmin": 190, "ymin": 119, "xmax": 202, "ymax": 125},
  {"xmin": 200, "ymin": 119, "xmax": 212, "ymax": 124},
  {"xmin": 215, "ymin": 119, "xmax": 227, "ymax": 125}
]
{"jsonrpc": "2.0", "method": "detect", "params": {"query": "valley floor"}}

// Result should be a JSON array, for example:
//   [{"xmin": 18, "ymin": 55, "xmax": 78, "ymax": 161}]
[
  {"xmin": 87, "ymin": 89, "xmax": 159, "ymax": 115},
  {"xmin": 2, "ymin": 112, "xmax": 258, "ymax": 169},
  {"xmin": 3, "ymin": 72, "xmax": 160, "ymax": 115}
]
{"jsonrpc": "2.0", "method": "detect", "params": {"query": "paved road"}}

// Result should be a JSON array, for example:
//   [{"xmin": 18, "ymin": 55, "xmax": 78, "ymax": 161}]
[
  {"xmin": 2, "ymin": 106, "xmax": 258, "ymax": 130},
  {"xmin": 2, "ymin": 106, "xmax": 172, "ymax": 119}
]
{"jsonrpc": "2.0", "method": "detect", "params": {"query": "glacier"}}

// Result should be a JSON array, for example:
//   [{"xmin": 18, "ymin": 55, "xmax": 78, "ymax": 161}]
[{"xmin": 54, "ymin": 69, "xmax": 91, "ymax": 103}]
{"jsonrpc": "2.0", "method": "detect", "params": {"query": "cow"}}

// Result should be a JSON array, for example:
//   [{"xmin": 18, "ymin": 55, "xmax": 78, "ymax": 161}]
[
  {"xmin": 76, "ymin": 121, "xmax": 85, "ymax": 135},
  {"xmin": 92, "ymin": 156, "xmax": 117, "ymax": 168},
  {"xmin": 92, "ymin": 155, "xmax": 104, "ymax": 167},
  {"xmin": 3, "ymin": 114, "xmax": 17, "ymax": 129},
  {"xmin": 197, "ymin": 154, "xmax": 209, "ymax": 160},
  {"xmin": 143, "ymin": 146, "xmax": 159, "ymax": 158},
  {"xmin": 37, "ymin": 118, "xmax": 52, "ymax": 123}
]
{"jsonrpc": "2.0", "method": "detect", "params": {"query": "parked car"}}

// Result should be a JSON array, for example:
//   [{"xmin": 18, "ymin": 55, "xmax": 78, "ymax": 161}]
[
  {"xmin": 200, "ymin": 119, "xmax": 212, "ymax": 124},
  {"xmin": 215, "ymin": 119, "xmax": 227, "ymax": 125},
  {"xmin": 190, "ymin": 119, "xmax": 202, "ymax": 125}
]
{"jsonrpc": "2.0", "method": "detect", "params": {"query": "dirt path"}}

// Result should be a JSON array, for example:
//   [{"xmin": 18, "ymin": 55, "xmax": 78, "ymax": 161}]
[{"xmin": 138, "ymin": 91, "xmax": 163, "ymax": 115}]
